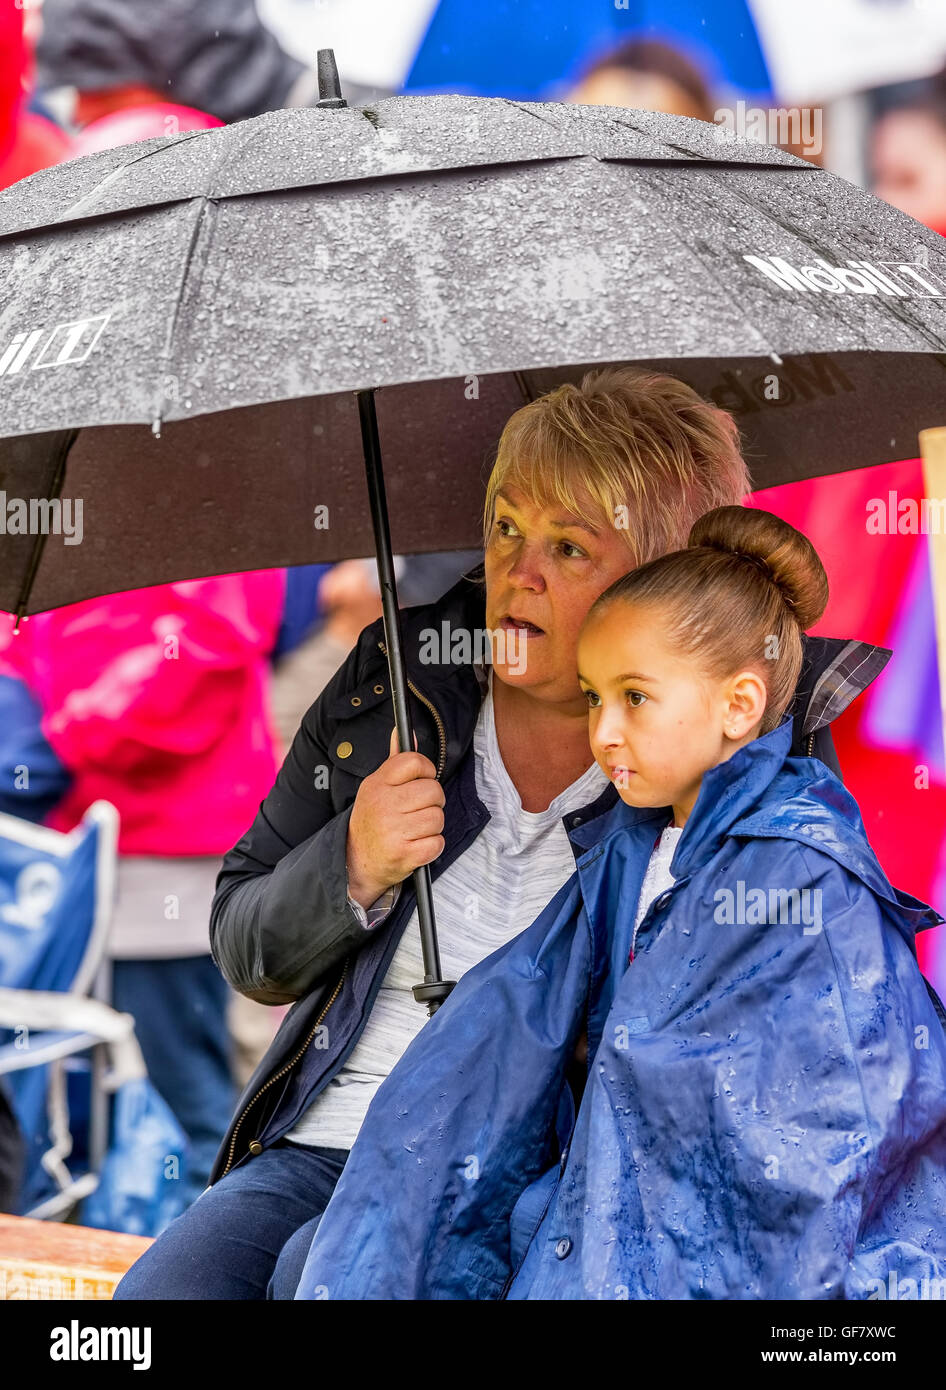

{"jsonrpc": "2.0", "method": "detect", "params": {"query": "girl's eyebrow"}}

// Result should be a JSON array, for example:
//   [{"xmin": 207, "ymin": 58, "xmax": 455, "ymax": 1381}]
[{"xmin": 577, "ymin": 671, "xmax": 658, "ymax": 685}]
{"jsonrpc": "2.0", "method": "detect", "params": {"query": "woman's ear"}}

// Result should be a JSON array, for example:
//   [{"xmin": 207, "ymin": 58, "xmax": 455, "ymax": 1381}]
[{"xmin": 723, "ymin": 670, "xmax": 767, "ymax": 740}]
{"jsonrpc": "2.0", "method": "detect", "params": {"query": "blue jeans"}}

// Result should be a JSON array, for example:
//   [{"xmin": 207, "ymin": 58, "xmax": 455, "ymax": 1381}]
[
  {"xmin": 111, "ymin": 956, "xmax": 236, "ymax": 1206},
  {"xmin": 113, "ymin": 1140, "xmax": 348, "ymax": 1300}
]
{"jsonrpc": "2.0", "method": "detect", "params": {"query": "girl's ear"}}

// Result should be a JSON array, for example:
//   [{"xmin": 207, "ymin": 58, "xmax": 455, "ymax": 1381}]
[{"xmin": 724, "ymin": 670, "xmax": 767, "ymax": 740}]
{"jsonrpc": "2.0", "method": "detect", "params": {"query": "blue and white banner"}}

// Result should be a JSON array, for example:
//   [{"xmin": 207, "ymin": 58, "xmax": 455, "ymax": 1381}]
[{"xmin": 258, "ymin": 0, "xmax": 772, "ymax": 101}]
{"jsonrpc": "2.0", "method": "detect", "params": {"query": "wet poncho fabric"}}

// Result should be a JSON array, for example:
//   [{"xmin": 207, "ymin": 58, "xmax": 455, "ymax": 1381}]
[{"xmin": 295, "ymin": 718, "xmax": 946, "ymax": 1300}]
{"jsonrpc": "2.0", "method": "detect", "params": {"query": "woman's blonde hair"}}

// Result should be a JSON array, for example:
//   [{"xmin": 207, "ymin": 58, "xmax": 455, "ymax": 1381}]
[
  {"xmin": 591, "ymin": 506, "xmax": 830, "ymax": 735},
  {"xmin": 483, "ymin": 366, "xmax": 751, "ymax": 563}
]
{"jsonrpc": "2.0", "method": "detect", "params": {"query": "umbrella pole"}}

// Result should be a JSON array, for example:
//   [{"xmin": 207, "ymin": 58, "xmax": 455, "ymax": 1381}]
[{"xmin": 356, "ymin": 388, "xmax": 456, "ymax": 1016}]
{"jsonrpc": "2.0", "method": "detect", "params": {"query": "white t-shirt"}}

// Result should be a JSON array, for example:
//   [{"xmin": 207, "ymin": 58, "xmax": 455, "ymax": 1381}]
[
  {"xmin": 284, "ymin": 670, "xmax": 610, "ymax": 1150},
  {"xmin": 633, "ymin": 824, "xmax": 683, "ymax": 938}
]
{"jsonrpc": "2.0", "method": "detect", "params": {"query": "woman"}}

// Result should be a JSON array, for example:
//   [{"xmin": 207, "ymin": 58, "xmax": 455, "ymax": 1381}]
[{"xmin": 115, "ymin": 366, "xmax": 886, "ymax": 1299}]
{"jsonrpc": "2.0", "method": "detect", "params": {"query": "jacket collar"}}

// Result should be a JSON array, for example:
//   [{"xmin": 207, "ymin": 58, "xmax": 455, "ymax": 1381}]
[{"xmin": 795, "ymin": 635, "xmax": 891, "ymax": 736}]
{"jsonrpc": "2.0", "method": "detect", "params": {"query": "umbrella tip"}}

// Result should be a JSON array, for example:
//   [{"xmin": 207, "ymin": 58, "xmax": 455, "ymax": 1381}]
[{"xmin": 316, "ymin": 49, "xmax": 348, "ymax": 109}]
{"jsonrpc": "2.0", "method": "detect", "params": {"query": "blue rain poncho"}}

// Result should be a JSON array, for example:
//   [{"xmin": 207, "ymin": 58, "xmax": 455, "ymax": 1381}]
[{"xmin": 296, "ymin": 718, "xmax": 946, "ymax": 1300}]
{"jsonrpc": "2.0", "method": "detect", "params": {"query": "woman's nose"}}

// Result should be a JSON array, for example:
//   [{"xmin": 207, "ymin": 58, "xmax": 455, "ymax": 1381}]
[{"xmin": 505, "ymin": 544, "xmax": 547, "ymax": 591}]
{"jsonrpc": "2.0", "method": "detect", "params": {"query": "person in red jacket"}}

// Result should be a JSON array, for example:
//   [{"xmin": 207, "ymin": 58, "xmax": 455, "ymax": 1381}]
[
  {"xmin": 0, "ymin": 0, "xmax": 71, "ymax": 191},
  {"xmin": 1, "ymin": 573, "xmax": 286, "ymax": 1204}
]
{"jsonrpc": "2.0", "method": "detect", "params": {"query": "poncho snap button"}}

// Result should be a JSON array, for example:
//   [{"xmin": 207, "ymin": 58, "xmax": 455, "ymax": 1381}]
[
  {"xmin": 655, "ymin": 891, "xmax": 672, "ymax": 910},
  {"xmin": 554, "ymin": 1237, "xmax": 572, "ymax": 1259}
]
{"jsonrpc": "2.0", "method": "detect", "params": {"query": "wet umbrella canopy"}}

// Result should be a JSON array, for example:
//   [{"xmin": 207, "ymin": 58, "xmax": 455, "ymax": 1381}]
[
  {"xmin": 1, "ymin": 76, "xmax": 945, "ymax": 614},
  {"xmin": 2, "ymin": 57, "xmax": 946, "ymax": 1006}
]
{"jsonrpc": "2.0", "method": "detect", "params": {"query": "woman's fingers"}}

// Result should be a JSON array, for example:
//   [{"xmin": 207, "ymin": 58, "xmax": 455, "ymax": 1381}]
[
  {"xmin": 401, "ymin": 805, "xmax": 446, "ymax": 841},
  {"xmin": 393, "ymin": 777, "xmax": 446, "ymax": 813},
  {"xmin": 403, "ymin": 834, "xmax": 446, "ymax": 867},
  {"xmin": 384, "ymin": 749, "xmax": 439, "ymax": 786}
]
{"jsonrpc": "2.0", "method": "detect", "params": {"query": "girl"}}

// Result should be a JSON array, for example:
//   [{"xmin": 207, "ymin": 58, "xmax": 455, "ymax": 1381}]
[{"xmin": 293, "ymin": 507, "xmax": 946, "ymax": 1300}]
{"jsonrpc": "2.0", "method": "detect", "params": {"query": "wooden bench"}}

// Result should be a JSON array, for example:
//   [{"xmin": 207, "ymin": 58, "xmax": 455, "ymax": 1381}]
[{"xmin": 0, "ymin": 1213, "xmax": 152, "ymax": 1300}]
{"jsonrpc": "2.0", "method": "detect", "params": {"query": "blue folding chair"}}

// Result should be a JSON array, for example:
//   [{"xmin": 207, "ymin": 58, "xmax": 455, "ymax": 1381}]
[
  {"xmin": 0, "ymin": 800, "xmax": 185, "ymax": 1225},
  {"xmin": 0, "ymin": 800, "xmax": 120, "ymax": 1216}
]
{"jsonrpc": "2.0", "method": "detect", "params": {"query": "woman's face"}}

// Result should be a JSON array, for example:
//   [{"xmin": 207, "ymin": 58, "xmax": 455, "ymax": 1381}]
[{"xmin": 483, "ymin": 483, "xmax": 637, "ymax": 707}]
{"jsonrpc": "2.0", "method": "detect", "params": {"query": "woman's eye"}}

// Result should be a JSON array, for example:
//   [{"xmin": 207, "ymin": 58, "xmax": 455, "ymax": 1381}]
[
  {"xmin": 626, "ymin": 690, "xmax": 647, "ymax": 708},
  {"xmin": 495, "ymin": 518, "xmax": 519, "ymax": 538},
  {"xmin": 559, "ymin": 541, "xmax": 586, "ymax": 559},
  {"xmin": 582, "ymin": 689, "xmax": 600, "ymax": 708}
]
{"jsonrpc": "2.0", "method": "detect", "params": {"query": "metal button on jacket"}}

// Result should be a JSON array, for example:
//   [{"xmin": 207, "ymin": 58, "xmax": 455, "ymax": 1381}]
[
  {"xmin": 337, "ymin": 741, "xmax": 353, "ymax": 758},
  {"xmin": 554, "ymin": 1237, "xmax": 572, "ymax": 1259},
  {"xmin": 248, "ymin": 1140, "xmax": 263, "ymax": 1156}
]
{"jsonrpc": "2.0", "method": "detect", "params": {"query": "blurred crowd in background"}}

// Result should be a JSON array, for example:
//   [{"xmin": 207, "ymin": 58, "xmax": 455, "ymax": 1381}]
[{"xmin": 1, "ymin": 0, "xmax": 945, "ymax": 1206}]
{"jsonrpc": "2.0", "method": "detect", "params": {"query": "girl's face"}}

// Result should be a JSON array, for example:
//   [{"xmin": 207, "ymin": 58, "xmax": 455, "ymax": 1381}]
[{"xmin": 577, "ymin": 601, "xmax": 766, "ymax": 826}]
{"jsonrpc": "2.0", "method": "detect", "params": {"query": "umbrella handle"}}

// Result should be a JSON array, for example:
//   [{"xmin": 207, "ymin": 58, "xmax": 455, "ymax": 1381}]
[{"xmin": 356, "ymin": 389, "xmax": 457, "ymax": 1017}]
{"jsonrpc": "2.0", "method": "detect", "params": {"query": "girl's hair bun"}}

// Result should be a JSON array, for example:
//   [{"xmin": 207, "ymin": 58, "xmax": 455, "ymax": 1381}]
[{"xmin": 687, "ymin": 506, "xmax": 828, "ymax": 632}]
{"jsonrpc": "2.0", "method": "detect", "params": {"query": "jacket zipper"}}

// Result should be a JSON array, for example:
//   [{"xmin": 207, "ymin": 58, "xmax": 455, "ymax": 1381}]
[
  {"xmin": 631, "ymin": 870, "xmax": 690, "ymax": 962},
  {"xmin": 377, "ymin": 640, "xmax": 447, "ymax": 779},
  {"xmin": 631, "ymin": 894, "xmax": 665, "ymax": 961},
  {"xmin": 219, "ymin": 960, "xmax": 348, "ymax": 1179},
  {"xmin": 806, "ymin": 731, "xmax": 815, "ymax": 756}
]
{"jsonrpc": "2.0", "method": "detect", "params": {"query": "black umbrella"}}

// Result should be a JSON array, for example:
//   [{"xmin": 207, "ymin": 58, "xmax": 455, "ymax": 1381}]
[{"xmin": 2, "ymin": 50, "xmax": 946, "ymax": 1008}]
